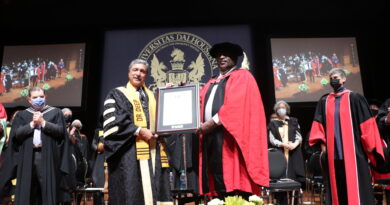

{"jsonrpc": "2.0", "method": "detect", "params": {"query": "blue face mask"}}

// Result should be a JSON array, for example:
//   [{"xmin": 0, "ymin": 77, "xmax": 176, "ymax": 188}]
[{"xmin": 32, "ymin": 97, "xmax": 45, "ymax": 108}]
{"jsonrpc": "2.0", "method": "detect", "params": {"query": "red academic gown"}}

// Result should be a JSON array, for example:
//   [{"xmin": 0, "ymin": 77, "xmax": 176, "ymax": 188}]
[
  {"xmin": 198, "ymin": 68, "xmax": 269, "ymax": 196},
  {"xmin": 0, "ymin": 73, "xmax": 6, "ymax": 94},
  {"xmin": 309, "ymin": 89, "xmax": 384, "ymax": 205},
  {"xmin": 273, "ymin": 66, "xmax": 282, "ymax": 89},
  {"xmin": 0, "ymin": 104, "xmax": 6, "ymax": 119},
  {"xmin": 311, "ymin": 61, "xmax": 318, "ymax": 76},
  {"xmin": 40, "ymin": 62, "xmax": 46, "ymax": 81},
  {"xmin": 372, "ymin": 114, "xmax": 390, "ymax": 188}
]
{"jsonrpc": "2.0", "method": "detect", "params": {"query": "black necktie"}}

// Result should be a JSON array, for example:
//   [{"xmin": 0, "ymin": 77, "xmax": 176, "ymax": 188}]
[
  {"xmin": 137, "ymin": 88, "xmax": 147, "ymax": 107},
  {"xmin": 137, "ymin": 87, "xmax": 149, "ymax": 126}
]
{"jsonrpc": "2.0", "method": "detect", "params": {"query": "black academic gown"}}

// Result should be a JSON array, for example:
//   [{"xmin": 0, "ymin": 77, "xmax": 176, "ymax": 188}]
[
  {"xmin": 309, "ymin": 90, "xmax": 384, "ymax": 205},
  {"xmin": 103, "ymin": 88, "xmax": 171, "ymax": 205},
  {"xmin": 73, "ymin": 129, "xmax": 89, "ymax": 162},
  {"xmin": 12, "ymin": 106, "xmax": 66, "ymax": 205},
  {"xmin": 58, "ymin": 131, "xmax": 77, "ymax": 203},
  {"xmin": 91, "ymin": 128, "xmax": 105, "ymax": 188},
  {"xmin": 268, "ymin": 117, "xmax": 305, "ymax": 183},
  {"xmin": 0, "ymin": 125, "xmax": 18, "ymax": 199},
  {"xmin": 72, "ymin": 129, "xmax": 89, "ymax": 184}
]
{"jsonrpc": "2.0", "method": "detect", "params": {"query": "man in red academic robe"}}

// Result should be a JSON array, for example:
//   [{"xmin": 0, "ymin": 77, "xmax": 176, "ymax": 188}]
[
  {"xmin": 309, "ymin": 68, "xmax": 385, "ymax": 205},
  {"xmin": 196, "ymin": 42, "xmax": 269, "ymax": 198}
]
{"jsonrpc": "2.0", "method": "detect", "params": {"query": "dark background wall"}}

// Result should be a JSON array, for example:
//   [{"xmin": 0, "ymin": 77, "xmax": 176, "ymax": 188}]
[{"xmin": 1, "ymin": 0, "xmax": 388, "ymax": 139}]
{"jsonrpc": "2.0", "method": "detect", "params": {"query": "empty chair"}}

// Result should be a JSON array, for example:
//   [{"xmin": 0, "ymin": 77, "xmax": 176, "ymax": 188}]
[{"xmin": 265, "ymin": 148, "xmax": 302, "ymax": 205}]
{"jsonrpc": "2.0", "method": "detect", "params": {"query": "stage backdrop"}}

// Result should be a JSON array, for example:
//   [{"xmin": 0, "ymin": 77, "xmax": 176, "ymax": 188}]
[
  {"xmin": 270, "ymin": 37, "xmax": 363, "ymax": 103},
  {"xmin": 99, "ymin": 25, "xmax": 254, "ymax": 114}
]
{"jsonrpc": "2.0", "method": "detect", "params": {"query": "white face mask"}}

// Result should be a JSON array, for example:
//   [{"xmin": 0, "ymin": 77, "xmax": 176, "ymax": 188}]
[{"xmin": 277, "ymin": 108, "xmax": 287, "ymax": 116}]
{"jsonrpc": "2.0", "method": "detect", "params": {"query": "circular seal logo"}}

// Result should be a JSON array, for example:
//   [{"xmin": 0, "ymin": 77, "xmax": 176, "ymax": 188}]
[{"xmin": 138, "ymin": 31, "xmax": 216, "ymax": 91}]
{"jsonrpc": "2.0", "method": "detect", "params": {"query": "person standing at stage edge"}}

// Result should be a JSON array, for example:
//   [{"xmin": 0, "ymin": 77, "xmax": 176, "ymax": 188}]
[
  {"xmin": 102, "ymin": 59, "xmax": 171, "ymax": 205},
  {"xmin": 11, "ymin": 86, "xmax": 67, "ymax": 205},
  {"xmin": 309, "ymin": 68, "xmax": 385, "ymax": 205},
  {"xmin": 196, "ymin": 42, "xmax": 269, "ymax": 198}
]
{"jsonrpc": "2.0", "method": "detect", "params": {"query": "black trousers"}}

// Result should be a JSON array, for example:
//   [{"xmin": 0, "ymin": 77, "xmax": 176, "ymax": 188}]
[
  {"xmin": 202, "ymin": 128, "xmax": 226, "ymax": 194},
  {"xmin": 30, "ymin": 150, "xmax": 43, "ymax": 205},
  {"xmin": 334, "ymin": 159, "xmax": 347, "ymax": 204}
]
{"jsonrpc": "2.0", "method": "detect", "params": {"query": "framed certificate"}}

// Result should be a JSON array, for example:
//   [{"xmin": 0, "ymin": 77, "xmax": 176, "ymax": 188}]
[{"xmin": 156, "ymin": 84, "xmax": 200, "ymax": 134}]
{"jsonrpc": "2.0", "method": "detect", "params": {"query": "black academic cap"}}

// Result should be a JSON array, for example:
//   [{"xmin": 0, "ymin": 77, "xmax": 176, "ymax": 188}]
[{"xmin": 209, "ymin": 42, "xmax": 243, "ymax": 58}]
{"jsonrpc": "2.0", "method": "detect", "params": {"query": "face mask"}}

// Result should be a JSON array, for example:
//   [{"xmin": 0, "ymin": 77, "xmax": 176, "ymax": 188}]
[
  {"xmin": 371, "ymin": 109, "xmax": 379, "ymax": 116},
  {"xmin": 277, "ymin": 108, "xmax": 287, "ymax": 116},
  {"xmin": 64, "ymin": 115, "xmax": 72, "ymax": 123},
  {"xmin": 31, "ymin": 97, "xmax": 45, "ymax": 108},
  {"xmin": 330, "ymin": 78, "xmax": 342, "ymax": 90}
]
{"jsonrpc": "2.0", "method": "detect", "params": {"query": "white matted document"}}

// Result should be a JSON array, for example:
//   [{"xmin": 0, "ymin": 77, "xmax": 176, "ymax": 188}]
[
  {"xmin": 162, "ymin": 90, "xmax": 193, "ymax": 126},
  {"xmin": 156, "ymin": 84, "xmax": 200, "ymax": 134}
]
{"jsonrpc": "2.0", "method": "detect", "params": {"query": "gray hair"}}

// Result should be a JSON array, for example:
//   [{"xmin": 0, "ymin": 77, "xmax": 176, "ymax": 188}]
[
  {"xmin": 128, "ymin": 59, "xmax": 149, "ymax": 72},
  {"xmin": 329, "ymin": 68, "xmax": 346, "ymax": 78},
  {"xmin": 72, "ymin": 119, "xmax": 82, "ymax": 128},
  {"xmin": 273, "ymin": 100, "xmax": 290, "ymax": 114},
  {"xmin": 62, "ymin": 108, "xmax": 72, "ymax": 114}
]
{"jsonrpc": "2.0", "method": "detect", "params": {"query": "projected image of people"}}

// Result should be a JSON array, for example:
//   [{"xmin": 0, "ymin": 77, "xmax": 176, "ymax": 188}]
[
  {"xmin": 0, "ymin": 43, "xmax": 85, "ymax": 107},
  {"xmin": 271, "ymin": 38, "xmax": 363, "ymax": 102}
]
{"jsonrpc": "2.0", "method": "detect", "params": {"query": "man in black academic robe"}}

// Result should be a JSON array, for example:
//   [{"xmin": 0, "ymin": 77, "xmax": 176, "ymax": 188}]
[
  {"xmin": 309, "ymin": 68, "xmax": 384, "ymax": 205},
  {"xmin": 103, "ymin": 59, "xmax": 171, "ymax": 205},
  {"xmin": 11, "ymin": 86, "xmax": 66, "ymax": 205}
]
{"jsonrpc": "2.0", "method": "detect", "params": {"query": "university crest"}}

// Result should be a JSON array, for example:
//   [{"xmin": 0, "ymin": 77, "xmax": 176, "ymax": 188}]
[{"xmin": 138, "ymin": 31, "xmax": 251, "ymax": 91}]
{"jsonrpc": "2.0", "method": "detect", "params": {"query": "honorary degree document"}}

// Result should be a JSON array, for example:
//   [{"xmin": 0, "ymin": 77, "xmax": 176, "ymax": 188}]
[{"xmin": 156, "ymin": 84, "xmax": 200, "ymax": 134}]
